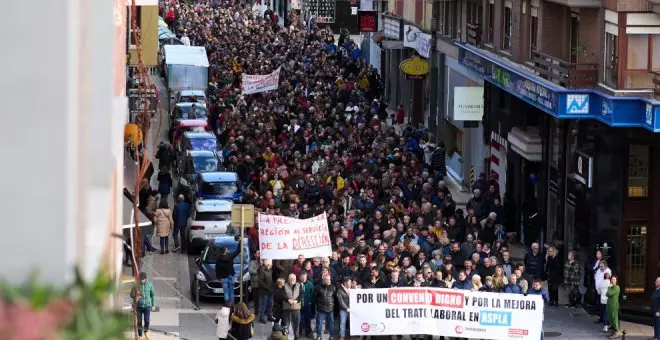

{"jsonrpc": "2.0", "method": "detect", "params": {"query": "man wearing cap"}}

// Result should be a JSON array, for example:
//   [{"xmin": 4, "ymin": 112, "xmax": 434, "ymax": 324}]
[{"xmin": 130, "ymin": 272, "xmax": 156, "ymax": 340}]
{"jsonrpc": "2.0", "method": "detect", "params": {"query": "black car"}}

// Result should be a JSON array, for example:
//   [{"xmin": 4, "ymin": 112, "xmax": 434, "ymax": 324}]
[{"xmin": 190, "ymin": 236, "xmax": 251, "ymax": 305}]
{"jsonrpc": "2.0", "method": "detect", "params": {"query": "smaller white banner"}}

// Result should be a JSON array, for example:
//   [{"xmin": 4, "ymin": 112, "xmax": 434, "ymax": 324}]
[
  {"xmin": 403, "ymin": 25, "xmax": 432, "ymax": 58},
  {"xmin": 350, "ymin": 288, "xmax": 544, "ymax": 339},
  {"xmin": 453, "ymin": 86, "xmax": 484, "ymax": 121},
  {"xmin": 241, "ymin": 67, "xmax": 281, "ymax": 95},
  {"xmin": 258, "ymin": 213, "xmax": 332, "ymax": 259}
]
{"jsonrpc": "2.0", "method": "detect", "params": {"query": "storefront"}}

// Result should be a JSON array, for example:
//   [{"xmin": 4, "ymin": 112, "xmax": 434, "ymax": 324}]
[{"xmin": 457, "ymin": 42, "xmax": 660, "ymax": 304}]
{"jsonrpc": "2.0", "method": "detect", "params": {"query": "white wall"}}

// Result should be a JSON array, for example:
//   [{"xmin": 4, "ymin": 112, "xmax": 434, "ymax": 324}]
[{"xmin": 0, "ymin": 0, "xmax": 124, "ymax": 285}]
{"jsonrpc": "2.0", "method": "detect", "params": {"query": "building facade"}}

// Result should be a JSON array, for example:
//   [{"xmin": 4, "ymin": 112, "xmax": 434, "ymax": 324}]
[
  {"xmin": 411, "ymin": 0, "xmax": 660, "ymax": 315},
  {"xmin": 127, "ymin": 0, "xmax": 159, "ymax": 67}
]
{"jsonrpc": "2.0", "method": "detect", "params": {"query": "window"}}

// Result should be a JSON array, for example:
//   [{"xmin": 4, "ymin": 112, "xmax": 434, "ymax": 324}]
[
  {"xmin": 625, "ymin": 225, "xmax": 647, "ymax": 294},
  {"xmin": 440, "ymin": 1, "xmax": 457, "ymax": 38},
  {"xmin": 530, "ymin": 7, "xmax": 539, "ymax": 57},
  {"xmin": 653, "ymin": 35, "xmax": 660, "ymax": 70},
  {"xmin": 627, "ymin": 34, "xmax": 649, "ymax": 70},
  {"xmin": 502, "ymin": 2, "xmax": 512, "ymax": 50},
  {"xmin": 467, "ymin": 2, "xmax": 482, "ymax": 24},
  {"xmin": 628, "ymin": 145, "xmax": 649, "ymax": 198},
  {"xmin": 127, "ymin": 5, "xmax": 142, "ymax": 47},
  {"xmin": 569, "ymin": 14, "xmax": 579, "ymax": 63},
  {"xmin": 487, "ymin": 1, "xmax": 494, "ymax": 43},
  {"xmin": 467, "ymin": 2, "xmax": 482, "ymax": 45},
  {"xmin": 604, "ymin": 32, "xmax": 618, "ymax": 87}
]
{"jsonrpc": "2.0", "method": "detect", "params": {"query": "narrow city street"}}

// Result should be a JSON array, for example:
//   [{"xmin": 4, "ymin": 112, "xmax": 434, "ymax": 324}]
[{"xmin": 121, "ymin": 77, "xmax": 657, "ymax": 340}]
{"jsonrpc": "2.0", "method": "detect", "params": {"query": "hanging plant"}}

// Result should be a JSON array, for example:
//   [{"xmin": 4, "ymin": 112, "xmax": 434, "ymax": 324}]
[{"xmin": 0, "ymin": 269, "xmax": 130, "ymax": 340}]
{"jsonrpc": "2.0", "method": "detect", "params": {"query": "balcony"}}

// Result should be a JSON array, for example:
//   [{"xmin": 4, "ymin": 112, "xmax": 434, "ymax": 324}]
[
  {"xmin": 652, "ymin": 71, "xmax": 660, "ymax": 99},
  {"xmin": 466, "ymin": 23, "xmax": 481, "ymax": 47},
  {"xmin": 531, "ymin": 50, "xmax": 598, "ymax": 89}
]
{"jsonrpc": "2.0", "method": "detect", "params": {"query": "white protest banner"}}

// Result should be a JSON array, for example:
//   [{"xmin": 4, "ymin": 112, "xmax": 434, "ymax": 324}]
[
  {"xmin": 257, "ymin": 212, "xmax": 332, "ymax": 259},
  {"xmin": 350, "ymin": 287, "xmax": 544, "ymax": 339},
  {"xmin": 403, "ymin": 25, "xmax": 432, "ymax": 58},
  {"xmin": 241, "ymin": 67, "xmax": 281, "ymax": 95}
]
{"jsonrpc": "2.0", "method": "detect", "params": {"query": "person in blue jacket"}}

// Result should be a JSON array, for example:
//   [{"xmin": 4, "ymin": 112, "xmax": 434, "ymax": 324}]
[
  {"xmin": 504, "ymin": 274, "xmax": 523, "ymax": 294},
  {"xmin": 528, "ymin": 279, "xmax": 550, "ymax": 340},
  {"xmin": 452, "ymin": 271, "xmax": 473, "ymax": 290}
]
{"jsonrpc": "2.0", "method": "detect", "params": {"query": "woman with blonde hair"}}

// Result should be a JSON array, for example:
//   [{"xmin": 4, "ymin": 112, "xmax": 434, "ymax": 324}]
[
  {"xmin": 471, "ymin": 274, "xmax": 483, "ymax": 291},
  {"xmin": 492, "ymin": 265, "xmax": 508, "ymax": 292},
  {"xmin": 229, "ymin": 302, "xmax": 255, "ymax": 340}
]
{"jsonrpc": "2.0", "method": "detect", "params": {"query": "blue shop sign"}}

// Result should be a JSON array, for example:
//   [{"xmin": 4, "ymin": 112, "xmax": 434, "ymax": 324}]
[{"xmin": 457, "ymin": 43, "xmax": 660, "ymax": 133}]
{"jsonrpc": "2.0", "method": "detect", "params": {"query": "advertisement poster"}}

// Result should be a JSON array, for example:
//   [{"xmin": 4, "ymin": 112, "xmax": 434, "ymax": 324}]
[
  {"xmin": 357, "ymin": 11, "xmax": 378, "ymax": 32},
  {"xmin": 241, "ymin": 67, "xmax": 281, "ymax": 95},
  {"xmin": 350, "ymin": 288, "xmax": 543, "ymax": 339},
  {"xmin": 258, "ymin": 213, "xmax": 331, "ymax": 259}
]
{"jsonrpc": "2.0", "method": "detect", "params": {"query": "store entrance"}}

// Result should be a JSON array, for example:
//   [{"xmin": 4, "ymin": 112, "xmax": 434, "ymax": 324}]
[{"xmin": 506, "ymin": 154, "xmax": 542, "ymax": 246}]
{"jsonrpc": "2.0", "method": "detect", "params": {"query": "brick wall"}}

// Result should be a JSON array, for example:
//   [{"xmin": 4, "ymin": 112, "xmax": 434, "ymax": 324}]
[{"xmin": 539, "ymin": 1, "xmax": 569, "ymax": 61}]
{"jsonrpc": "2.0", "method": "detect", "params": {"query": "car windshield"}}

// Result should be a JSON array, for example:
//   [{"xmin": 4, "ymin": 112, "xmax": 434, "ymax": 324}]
[
  {"xmin": 195, "ymin": 212, "xmax": 231, "ymax": 221},
  {"xmin": 179, "ymin": 95, "xmax": 206, "ymax": 104},
  {"xmin": 201, "ymin": 181, "xmax": 239, "ymax": 196},
  {"xmin": 189, "ymin": 138, "xmax": 217, "ymax": 152},
  {"xmin": 202, "ymin": 245, "xmax": 249, "ymax": 264},
  {"xmin": 174, "ymin": 105, "xmax": 207, "ymax": 119},
  {"xmin": 192, "ymin": 155, "xmax": 219, "ymax": 172}
]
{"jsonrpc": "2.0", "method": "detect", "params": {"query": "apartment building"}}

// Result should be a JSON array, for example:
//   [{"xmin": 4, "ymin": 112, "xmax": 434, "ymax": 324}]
[{"xmin": 371, "ymin": 0, "xmax": 660, "ymax": 315}]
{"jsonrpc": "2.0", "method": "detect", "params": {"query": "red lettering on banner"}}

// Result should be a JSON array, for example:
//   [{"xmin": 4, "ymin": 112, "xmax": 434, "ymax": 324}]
[
  {"xmin": 260, "ymin": 228, "xmax": 290, "ymax": 236},
  {"xmin": 292, "ymin": 233, "xmax": 331, "ymax": 250},
  {"xmin": 387, "ymin": 289, "xmax": 432, "ymax": 305},
  {"xmin": 261, "ymin": 242, "xmax": 272, "ymax": 249},
  {"xmin": 430, "ymin": 291, "xmax": 464, "ymax": 308}
]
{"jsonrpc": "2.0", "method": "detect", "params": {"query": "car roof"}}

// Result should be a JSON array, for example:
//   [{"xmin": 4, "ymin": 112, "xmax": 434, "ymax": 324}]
[
  {"xmin": 175, "ymin": 102, "xmax": 206, "ymax": 108},
  {"xmin": 195, "ymin": 199, "xmax": 232, "ymax": 212},
  {"xmin": 178, "ymin": 90, "xmax": 206, "ymax": 97},
  {"xmin": 187, "ymin": 150, "xmax": 216, "ymax": 157},
  {"xmin": 211, "ymin": 236, "xmax": 249, "ymax": 247},
  {"xmin": 199, "ymin": 172, "xmax": 238, "ymax": 182},
  {"xmin": 183, "ymin": 131, "xmax": 215, "ymax": 139}
]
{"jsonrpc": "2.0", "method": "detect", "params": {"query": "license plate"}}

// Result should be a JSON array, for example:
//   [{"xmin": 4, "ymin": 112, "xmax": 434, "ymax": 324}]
[{"xmin": 213, "ymin": 288, "xmax": 223, "ymax": 294}]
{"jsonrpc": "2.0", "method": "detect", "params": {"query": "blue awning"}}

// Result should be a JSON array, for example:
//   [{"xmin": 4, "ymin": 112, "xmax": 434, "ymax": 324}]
[{"xmin": 456, "ymin": 43, "xmax": 660, "ymax": 133}]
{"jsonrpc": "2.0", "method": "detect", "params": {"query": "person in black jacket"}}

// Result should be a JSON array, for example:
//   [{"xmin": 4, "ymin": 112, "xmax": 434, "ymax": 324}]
[
  {"xmin": 362, "ymin": 266, "xmax": 388, "ymax": 288},
  {"xmin": 651, "ymin": 277, "xmax": 660, "ymax": 340},
  {"xmin": 313, "ymin": 274, "xmax": 336, "ymax": 340},
  {"xmin": 215, "ymin": 237, "xmax": 242, "ymax": 303},
  {"xmin": 336, "ymin": 277, "xmax": 352, "ymax": 340},
  {"xmin": 545, "ymin": 246, "xmax": 563, "ymax": 306}
]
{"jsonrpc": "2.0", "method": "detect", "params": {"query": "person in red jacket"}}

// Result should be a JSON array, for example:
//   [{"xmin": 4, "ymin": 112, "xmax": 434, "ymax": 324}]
[
  {"xmin": 395, "ymin": 104, "xmax": 405, "ymax": 134},
  {"xmin": 165, "ymin": 6, "xmax": 176, "ymax": 30}
]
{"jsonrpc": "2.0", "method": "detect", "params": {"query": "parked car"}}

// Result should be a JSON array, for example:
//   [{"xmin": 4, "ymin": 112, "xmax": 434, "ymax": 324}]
[
  {"xmin": 176, "ymin": 150, "xmax": 222, "ymax": 200},
  {"xmin": 171, "ymin": 120, "xmax": 208, "ymax": 146},
  {"xmin": 177, "ymin": 131, "xmax": 218, "ymax": 158},
  {"xmin": 190, "ymin": 236, "xmax": 250, "ymax": 305},
  {"xmin": 185, "ymin": 199, "xmax": 233, "ymax": 253},
  {"xmin": 169, "ymin": 102, "xmax": 208, "ymax": 139},
  {"xmin": 194, "ymin": 172, "xmax": 244, "ymax": 203}
]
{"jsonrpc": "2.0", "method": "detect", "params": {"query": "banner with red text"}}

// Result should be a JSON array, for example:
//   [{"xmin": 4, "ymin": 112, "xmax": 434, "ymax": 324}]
[
  {"xmin": 350, "ymin": 287, "xmax": 543, "ymax": 339},
  {"xmin": 241, "ymin": 67, "xmax": 281, "ymax": 95},
  {"xmin": 257, "ymin": 212, "xmax": 331, "ymax": 259}
]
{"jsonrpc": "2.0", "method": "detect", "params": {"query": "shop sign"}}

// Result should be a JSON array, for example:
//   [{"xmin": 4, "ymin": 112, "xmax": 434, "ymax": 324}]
[
  {"xmin": 573, "ymin": 151, "xmax": 593, "ymax": 188},
  {"xmin": 645, "ymin": 103, "xmax": 653, "ymax": 127},
  {"xmin": 566, "ymin": 94, "xmax": 590, "ymax": 114},
  {"xmin": 357, "ymin": 11, "xmax": 378, "ymax": 32},
  {"xmin": 400, "ymin": 56, "xmax": 430, "ymax": 78},
  {"xmin": 490, "ymin": 65, "xmax": 558, "ymax": 113},
  {"xmin": 453, "ymin": 87, "xmax": 484, "ymax": 121},
  {"xmin": 403, "ymin": 25, "xmax": 432, "ymax": 58}
]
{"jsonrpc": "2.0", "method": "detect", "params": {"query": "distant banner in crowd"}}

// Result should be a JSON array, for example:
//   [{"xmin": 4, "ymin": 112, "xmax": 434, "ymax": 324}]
[
  {"xmin": 403, "ymin": 25, "xmax": 432, "ymax": 58},
  {"xmin": 257, "ymin": 213, "xmax": 331, "ymax": 259},
  {"xmin": 241, "ymin": 67, "xmax": 281, "ymax": 95},
  {"xmin": 350, "ymin": 288, "xmax": 543, "ymax": 339}
]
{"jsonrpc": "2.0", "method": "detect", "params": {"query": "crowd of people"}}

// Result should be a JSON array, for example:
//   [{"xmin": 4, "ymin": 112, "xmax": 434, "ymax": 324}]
[{"xmin": 127, "ymin": 1, "xmax": 646, "ymax": 340}]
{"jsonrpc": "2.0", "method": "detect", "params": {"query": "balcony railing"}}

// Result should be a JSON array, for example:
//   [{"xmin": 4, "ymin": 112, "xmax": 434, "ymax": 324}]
[
  {"xmin": 466, "ymin": 23, "xmax": 481, "ymax": 47},
  {"xmin": 531, "ymin": 50, "xmax": 599, "ymax": 89},
  {"xmin": 651, "ymin": 71, "xmax": 660, "ymax": 99}
]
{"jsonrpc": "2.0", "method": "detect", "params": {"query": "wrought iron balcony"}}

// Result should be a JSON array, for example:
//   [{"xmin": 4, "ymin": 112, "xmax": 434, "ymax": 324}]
[
  {"xmin": 531, "ymin": 50, "xmax": 598, "ymax": 89},
  {"xmin": 466, "ymin": 23, "xmax": 481, "ymax": 47},
  {"xmin": 651, "ymin": 71, "xmax": 660, "ymax": 99}
]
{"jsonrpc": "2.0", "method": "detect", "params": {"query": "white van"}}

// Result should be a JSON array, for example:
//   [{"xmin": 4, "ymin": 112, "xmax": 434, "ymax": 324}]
[{"xmin": 184, "ymin": 199, "xmax": 233, "ymax": 253}]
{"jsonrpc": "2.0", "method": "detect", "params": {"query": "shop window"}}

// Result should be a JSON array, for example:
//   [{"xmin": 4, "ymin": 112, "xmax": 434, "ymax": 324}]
[
  {"xmin": 623, "ymin": 34, "xmax": 660, "ymax": 89},
  {"xmin": 604, "ymin": 32, "xmax": 618, "ymax": 88},
  {"xmin": 627, "ymin": 145, "xmax": 649, "ymax": 198},
  {"xmin": 502, "ymin": 2, "xmax": 512, "ymax": 51},
  {"xmin": 486, "ymin": 0, "xmax": 494, "ymax": 44},
  {"xmin": 625, "ymin": 225, "xmax": 647, "ymax": 294}
]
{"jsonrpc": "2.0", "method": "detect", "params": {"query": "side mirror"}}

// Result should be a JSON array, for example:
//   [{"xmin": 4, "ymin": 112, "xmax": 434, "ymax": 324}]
[{"xmin": 195, "ymin": 257, "xmax": 201, "ymax": 265}]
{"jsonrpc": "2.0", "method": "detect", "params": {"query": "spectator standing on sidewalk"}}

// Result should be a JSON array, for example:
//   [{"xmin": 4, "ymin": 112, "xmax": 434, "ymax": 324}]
[
  {"xmin": 130, "ymin": 272, "xmax": 155, "ymax": 340},
  {"xmin": 595, "ymin": 260, "xmax": 613, "ymax": 324},
  {"xmin": 564, "ymin": 250, "xmax": 582, "ymax": 308},
  {"xmin": 314, "ymin": 274, "xmax": 336, "ymax": 340},
  {"xmin": 523, "ymin": 243, "xmax": 546, "ymax": 281},
  {"xmin": 597, "ymin": 272, "xmax": 612, "ymax": 333},
  {"xmin": 545, "ymin": 246, "xmax": 563, "ymax": 306},
  {"xmin": 154, "ymin": 200, "xmax": 174, "ymax": 254},
  {"xmin": 651, "ymin": 277, "xmax": 660, "ymax": 340},
  {"xmin": 215, "ymin": 301, "xmax": 232, "ymax": 340},
  {"xmin": 606, "ymin": 276, "xmax": 621, "ymax": 339},
  {"xmin": 172, "ymin": 194, "xmax": 190, "ymax": 252},
  {"xmin": 229, "ymin": 302, "xmax": 255, "ymax": 340},
  {"xmin": 258, "ymin": 260, "xmax": 275, "ymax": 324},
  {"xmin": 282, "ymin": 274, "xmax": 302, "ymax": 339}
]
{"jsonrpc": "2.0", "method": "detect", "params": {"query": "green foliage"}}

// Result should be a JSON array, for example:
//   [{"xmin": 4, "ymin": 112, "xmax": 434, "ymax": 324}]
[{"xmin": 0, "ymin": 268, "xmax": 130, "ymax": 340}]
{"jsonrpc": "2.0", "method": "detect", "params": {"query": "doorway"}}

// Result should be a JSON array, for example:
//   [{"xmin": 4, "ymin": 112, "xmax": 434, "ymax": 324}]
[{"xmin": 624, "ymin": 224, "xmax": 648, "ymax": 294}]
